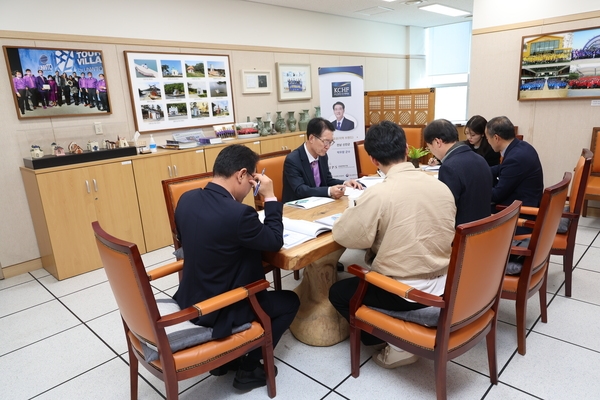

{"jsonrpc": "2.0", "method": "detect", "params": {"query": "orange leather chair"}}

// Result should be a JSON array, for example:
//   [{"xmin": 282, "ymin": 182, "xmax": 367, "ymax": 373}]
[
  {"xmin": 353, "ymin": 140, "xmax": 377, "ymax": 177},
  {"xmin": 582, "ymin": 127, "xmax": 600, "ymax": 217},
  {"xmin": 348, "ymin": 201, "xmax": 522, "ymax": 400},
  {"xmin": 502, "ymin": 172, "xmax": 571, "ymax": 355},
  {"xmin": 516, "ymin": 149, "xmax": 592, "ymax": 297},
  {"xmin": 92, "ymin": 221, "xmax": 276, "ymax": 399},
  {"xmin": 254, "ymin": 149, "xmax": 291, "ymax": 209},
  {"xmin": 162, "ymin": 172, "xmax": 284, "ymax": 290}
]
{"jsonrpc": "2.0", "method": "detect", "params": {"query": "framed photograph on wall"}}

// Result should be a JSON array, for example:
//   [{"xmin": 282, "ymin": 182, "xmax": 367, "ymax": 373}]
[
  {"xmin": 3, "ymin": 46, "xmax": 111, "ymax": 119},
  {"xmin": 276, "ymin": 63, "xmax": 312, "ymax": 101},
  {"xmin": 124, "ymin": 51, "xmax": 235, "ymax": 132},
  {"xmin": 241, "ymin": 70, "xmax": 272, "ymax": 94},
  {"xmin": 518, "ymin": 26, "xmax": 600, "ymax": 101}
]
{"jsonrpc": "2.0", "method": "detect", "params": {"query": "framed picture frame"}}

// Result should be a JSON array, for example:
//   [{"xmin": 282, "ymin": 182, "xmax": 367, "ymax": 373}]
[
  {"xmin": 124, "ymin": 51, "xmax": 235, "ymax": 133},
  {"xmin": 276, "ymin": 63, "xmax": 312, "ymax": 101},
  {"xmin": 3, "ymin": 46, "xmax": 111, "ymax": 119},
  {"xmin": 518, "ymin": 26, "xmax": 600, "ymax": 101},
  {"xmin": 241, "ymin": 70, "xmax": 272, "ymax": 94}
]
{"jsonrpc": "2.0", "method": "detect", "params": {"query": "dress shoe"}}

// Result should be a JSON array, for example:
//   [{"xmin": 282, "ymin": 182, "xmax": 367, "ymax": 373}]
[
  {"xmin": 233, "ymin": 363, "xmax": 278, "ymax": 391},
  {"xmin": 373, "ymin": 345, "xmax": 418, "ymax": 369},
  {"xmin": 336, "ymin": 262, "xmax": 344, "ymax": 272},
  {"xmin": 210, "ymin": 357, "xmax": 241, "ymax": 376}
]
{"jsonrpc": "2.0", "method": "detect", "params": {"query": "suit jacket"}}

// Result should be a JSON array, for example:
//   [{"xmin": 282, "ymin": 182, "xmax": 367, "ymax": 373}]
[
  {"xmin": 282, "ymin": 144, "xmax": 344, "ymax": 202},
  {"xmin": 334, "ymin": 117, "xmax": 354, "ymax": 131},
  {"xmin": 438, "ymin": 143, "xmax": 492, "ymax": 226},
  {"xmin": 490, "ymin": 139, "xmax": 543, "ymax": 207},
  {"xmin": 173, "ymin": 182, "xmax": 283, "ymax": 339},
  {"xmin": 35, "ymin": 75, "xmax": 47, "ymax": 91}
]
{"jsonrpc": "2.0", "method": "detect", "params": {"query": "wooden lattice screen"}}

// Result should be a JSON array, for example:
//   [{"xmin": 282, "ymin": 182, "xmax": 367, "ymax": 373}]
[{"xmin": 364, "ymin": 88, "xmax": 435, "ymax": 129}]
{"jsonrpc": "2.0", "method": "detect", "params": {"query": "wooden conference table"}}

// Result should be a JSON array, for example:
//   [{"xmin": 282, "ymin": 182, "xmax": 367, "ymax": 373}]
[{"xmin": 262, "ymin": 198, "xmax": 349, "ymax": 347}]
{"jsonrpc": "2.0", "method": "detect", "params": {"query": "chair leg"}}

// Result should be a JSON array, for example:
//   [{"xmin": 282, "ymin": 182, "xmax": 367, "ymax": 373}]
[
  {"xmin": 433, "ymin": 356, "xmax": 448, "ymax": 400},
  {"xmin": 128, "ymin": 350, "xmax": 138, "ymax": 400},
  {"xmin": 539, "ymin": 276, "xmax": 548, "ymax": 323},
  {"xmin": 350, "ymin": 325, "xmax": 361, "ymax": 378},
  {"xmin": 272, "ymin": 268, "xmax": 282, "ymax": 291},
  {"xmin": 293, "ymin": 270, "xmax": 300, "ymax": 280},
  {"xmin": 261, "ymin": 343, "xmax": 277, "ymax": 399},
  {"xmin": 164, "ymin": 378, "xmax": 179, "ymax": 400},
  {"xmin": 582, "ymin": 199, "xmax": 588, "ymax": 218},
  {"xmin": 563, "ymin": 252, "xmax": 573, "ymax": 297},
  {"xmin": 486, "ymin": 323, "xmax": 499, "ymax": 384},
  {"xmin": 515, "ymin": 298, "xmax": 527, "ymax": 355}
]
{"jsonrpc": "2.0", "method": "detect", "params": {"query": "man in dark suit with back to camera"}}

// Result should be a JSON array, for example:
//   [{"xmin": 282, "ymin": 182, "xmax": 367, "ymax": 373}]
[
  {"xmin": 332, "ymin": 101, "xmax": 354, "ymax": 131},
  {"xmin": 174, "ymin": 145, "xmax": 299, "ymax": 392},
  {"xmin": 424, "ymin": 119, "xmax": 493, "ymax": 226},
  {"xmin": 282, "ymin": 117, "xmax": 362, "ymax": 203},
  {"xmin": 486, "ymin": 116, "xmax": 543, "ymax": 209}
]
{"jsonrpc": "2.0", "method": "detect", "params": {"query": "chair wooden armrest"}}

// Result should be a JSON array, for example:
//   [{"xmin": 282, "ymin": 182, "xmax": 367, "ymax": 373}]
[
  {"xmin": 510, "ymin": 246, "xmax": 531, "ymax": 257},
  {"xmin": 348, "ymin": 264, "xmax": 445, "ymax": 308},
  {"xmin": 147, "ymin": 260, "xmax": 184, "ymax": 281},
  {"xmin": 517, "ymin": 218, "xmax": 536, "ymax": 229},
  {"xmin": 561, "ymin": 211, "xmax": 578, "ymax": 221},
  {"xmin": 158, "ymin": 279, "xmax": 271, "ymax": 328},
  {"xmin": 517, "ymin": 206, "xmax": 540, "ymax": 216}
]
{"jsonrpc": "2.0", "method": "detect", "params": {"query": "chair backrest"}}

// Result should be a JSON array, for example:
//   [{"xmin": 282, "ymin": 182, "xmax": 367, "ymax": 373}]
[
  {"xmin": 255, "ymin": 149, "xmax": 291, "ymax": 203},
  {"xmin": 526, "ymin": 173, "xmax": 571, "ymax": 274},
  {"xmin": 590, "ymin": 128, "xmax": 600, "ymax": 174},
  {"xmin": 402, "ymin": 125, "xmax": 425, "ymax": 150},
  {"xmin": 162, "ymin": 172, "xmax": 213, "ymax": 248},
  {"xmin": 92, "ymin": 221, "xmax": 162, "ymax": 346},
  {"xmin": 569, "ymin": 149, "xmax": 593, "ymax": 214},
  {"xmin": 353, "ymin": 140, "xmax": 378, "ymax": 177},
  {"xmin": 440, "ymin": 201, "xmax": 521, "ymax": 331}
]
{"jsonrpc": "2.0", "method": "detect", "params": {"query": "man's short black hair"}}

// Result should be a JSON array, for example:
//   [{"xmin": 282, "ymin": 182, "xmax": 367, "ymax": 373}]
[
  {"xmin": 306, "ymin": 117, "xmax": 335, "ymax": 139},
  {"xmin": 213, "ymin": 144, "xmax": 259, "ymax": 178},
  {"xmin": 364, "ymin": 121, "xmax": 407, "ymax": 166},
  {"xmin": 486, "ymin": 116, "xmax": 515, "ymax": 140},
  {"xmin": 423, "ymin": 119, "xmax": 459, "ymax": 144},
  {"xmin": 333, "ymin": 101, "xmax": 345, "ymax": 110}
]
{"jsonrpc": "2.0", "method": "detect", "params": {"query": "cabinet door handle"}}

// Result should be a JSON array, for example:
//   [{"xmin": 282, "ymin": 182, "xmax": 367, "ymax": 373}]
[
  {"xmin": 173, "ymin": 164, "xmax": 178, "ymax": 177},
  {"xmin": 167, "ymin": 165, "xmax": 172, "ymax": 177},
  {"xmin": 93, "ymin": 179, "xmax": 98, "ymax": 192},
  {"xmin": 85, "ymin": 180, "xmax": 90, "ymax": 194}
]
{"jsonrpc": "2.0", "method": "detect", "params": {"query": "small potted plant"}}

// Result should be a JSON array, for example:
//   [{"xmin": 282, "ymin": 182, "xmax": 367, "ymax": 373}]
[{"xmin": 407, "ymin": 146, "xmax": 430, "ymax": 168}]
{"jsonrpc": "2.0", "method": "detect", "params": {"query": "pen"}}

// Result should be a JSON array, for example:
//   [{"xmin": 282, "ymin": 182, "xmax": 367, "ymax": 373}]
[{"xmin": 254, "ymin": 168, "xmax": 265, "ymax": 196}]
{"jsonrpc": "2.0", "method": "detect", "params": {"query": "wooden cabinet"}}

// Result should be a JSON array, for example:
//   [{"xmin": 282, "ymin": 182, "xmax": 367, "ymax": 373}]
[
  {"xmin": 132, "ymin": 149, "xmax": 206, "ymax": 252},
  {"xmin": 260, "ymin": 133, "xmax": 305, "ymax": 153},
  {"xmin": 20, "ymin": 160, "xmax": 144, "ymax": 280}
]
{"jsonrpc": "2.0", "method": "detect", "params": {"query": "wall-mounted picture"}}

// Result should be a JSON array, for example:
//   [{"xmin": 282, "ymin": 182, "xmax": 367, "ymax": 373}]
[
  {"xmin": 125, "ymin": 51, "xmax": 234, "ymax": 132},
  {"xmin": 518, "ymin": 26, "xmax": 600, "ymax": 101},
  {"xmin": 241, "ymin": 69, "xmax": 272, "ymax": 94},
  {"xmin": 276, "ymin": 63, "xmax": 312, "ymax": 101},
  {"xmin": 3, "ymin": 46, "xmax": 111, "ymax": 119}
]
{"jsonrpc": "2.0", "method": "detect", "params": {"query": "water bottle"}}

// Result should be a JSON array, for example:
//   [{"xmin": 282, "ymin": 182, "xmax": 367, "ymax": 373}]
[{"xmin": 149, "ymin": 134, "xmax": 157, "ymax": 153}]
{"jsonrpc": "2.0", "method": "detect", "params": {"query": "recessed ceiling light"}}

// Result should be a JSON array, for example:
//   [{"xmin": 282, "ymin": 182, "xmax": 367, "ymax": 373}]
[
  {"xmin": 419, "ymin": 4, "xmax": 470, "ymax": 17},
  {"xmin": 403, "ymin": 0, "xmax": 424, "ymax": 5},
  {"xmin": 382, "ymin": 0, "xmax": 398, "ymax": 3},
  {"xmin": 355, "ymin": 6, "xmax": 394, "ymax": 16}
]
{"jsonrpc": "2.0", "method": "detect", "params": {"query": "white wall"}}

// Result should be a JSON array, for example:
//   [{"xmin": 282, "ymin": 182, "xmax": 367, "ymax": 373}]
[
  {"xmin": 470, "ymin": 1, "xmax": 600, "ymax": 192},
  {"xmin": 0, "ymin": 1, "xmax": 422, "ymax": 271}
]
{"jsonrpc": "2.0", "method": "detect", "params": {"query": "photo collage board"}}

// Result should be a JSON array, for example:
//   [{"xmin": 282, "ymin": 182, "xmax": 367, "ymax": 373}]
[{"xmin": 124, "ymin": 52, "xmax": 234, "ymax": 132}]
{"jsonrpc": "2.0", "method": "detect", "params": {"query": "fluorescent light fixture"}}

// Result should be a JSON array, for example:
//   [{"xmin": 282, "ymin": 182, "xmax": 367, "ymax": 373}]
[
  {"xmin": 355, "ymin": 6, "xmax": 394, "ymax": 16},
  {"xmin": 419, "ymin": 4, "xmax": 470, "ymax": 17},
  {"xmin": 403, "ymin": 0, "xmax": 424, "ymax": 4},
  {"xmin": 382, "ymin": 0, "xmax": 398, "ymax": 2}
]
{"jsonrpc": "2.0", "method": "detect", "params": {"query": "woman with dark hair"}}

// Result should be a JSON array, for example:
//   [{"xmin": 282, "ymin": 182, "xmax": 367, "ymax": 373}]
[{"xmin": 465, "ymin": 115, "xmax": 500, "ymax": 166}]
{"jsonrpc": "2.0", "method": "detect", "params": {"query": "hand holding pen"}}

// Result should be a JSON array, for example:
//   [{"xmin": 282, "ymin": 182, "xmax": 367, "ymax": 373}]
[{"xmin": 252, "ymin": 168, "xmax": 275, "ymax": 198}]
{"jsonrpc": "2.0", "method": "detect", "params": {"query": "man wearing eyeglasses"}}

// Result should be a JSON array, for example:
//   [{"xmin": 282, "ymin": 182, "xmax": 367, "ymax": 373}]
[{"xmin": 282, "ymin": 117, "xmax": 362, "ymax": 203}]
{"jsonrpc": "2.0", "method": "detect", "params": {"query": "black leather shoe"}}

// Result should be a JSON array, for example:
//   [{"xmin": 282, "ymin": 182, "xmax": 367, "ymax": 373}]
[
  {"xmin": 233, "ymin": 364, "xmax": 278, "ymax": 391},
  {"xmin": 337, "ymin": 262, "xmax": 344, "ymax": 272},
  {"xmin": 210, "ymin": 357, "xmax": 241, "ymax": 376}
]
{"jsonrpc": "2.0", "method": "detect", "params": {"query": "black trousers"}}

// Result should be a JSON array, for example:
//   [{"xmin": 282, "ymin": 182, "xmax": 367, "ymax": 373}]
[
  {"xmin": 248, "ymin": 289, "xmax": 299, "ymax": 360},
  {"xmin": 16, "ymin": 89, "xmax": 26, "ymax": 114},
  {"xmin": 88, "ymin": 88, "xmax": 97, "ymax": 107},
  {"xmin": 99, "ymin": 91, "xmax": 109, "ymax": 111},
  {"xmin": 329, "ymin": 276, "xmax": 427, "ymax": 345}
]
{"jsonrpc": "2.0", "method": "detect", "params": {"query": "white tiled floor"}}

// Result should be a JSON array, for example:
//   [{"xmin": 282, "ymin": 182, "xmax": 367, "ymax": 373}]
[{"xmin": 2, "ymin": 217, "xmax": 600, "ymax": 399}]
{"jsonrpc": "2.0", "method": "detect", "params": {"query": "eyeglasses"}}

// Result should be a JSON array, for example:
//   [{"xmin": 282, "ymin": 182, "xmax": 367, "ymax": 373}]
[{"xmin": 315, "ymin": 136, "xmax": 335, "ymax": 147}]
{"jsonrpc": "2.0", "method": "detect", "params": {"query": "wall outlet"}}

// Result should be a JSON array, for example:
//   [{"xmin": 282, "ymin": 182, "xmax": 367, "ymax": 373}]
[{"xmin": 94, "ymin": 122, "xmax": 103, "ymax": 134}]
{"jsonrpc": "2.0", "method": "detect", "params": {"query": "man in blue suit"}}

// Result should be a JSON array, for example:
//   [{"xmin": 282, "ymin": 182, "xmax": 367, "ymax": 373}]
[
  {"xmin": 486, "ymin": 116, "xmax": 544, "ymax": 209},
  {"xmin": 174, "ymin": 145, "xmax": 299, "ymax": 392},
  {"xmin": 332, "ymin": 101, "xmax": 355, "ymax": 131},
  {"xmin": 282, "ymin": 117, "xmax": 362, "ymax": 203},
  {"xmin": 424, "ymin": 119, "xmax": 492, "ymax": 226}
]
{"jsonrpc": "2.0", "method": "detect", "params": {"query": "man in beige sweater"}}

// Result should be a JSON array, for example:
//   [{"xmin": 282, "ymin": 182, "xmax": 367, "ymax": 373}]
[{"xmin": 329, "ymin": 121, "xmax": 456, "ymax": 369}]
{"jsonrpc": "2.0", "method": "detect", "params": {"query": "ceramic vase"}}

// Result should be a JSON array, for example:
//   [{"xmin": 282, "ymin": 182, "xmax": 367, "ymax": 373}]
[
  {"xmin": 298, "ymin": 111, "xmax": 308, "ymax": 131},
  {"xmin": 303, "ymin": 109, "xmax": 310, "ymax": 120},
  {"xmin": 257, "ymin": 117, "xmax": 268, "ymax": 136},
  {"xmin": 275, "ymin": 111, "xmax": 286, "ymax": 133},
  {"xmin": 314, "ymin": 106, "xmax": 321, "ymax": 118},
  {"xmin": 287, "ymin": 111, "xmax": 297, "ymax": 132}
]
